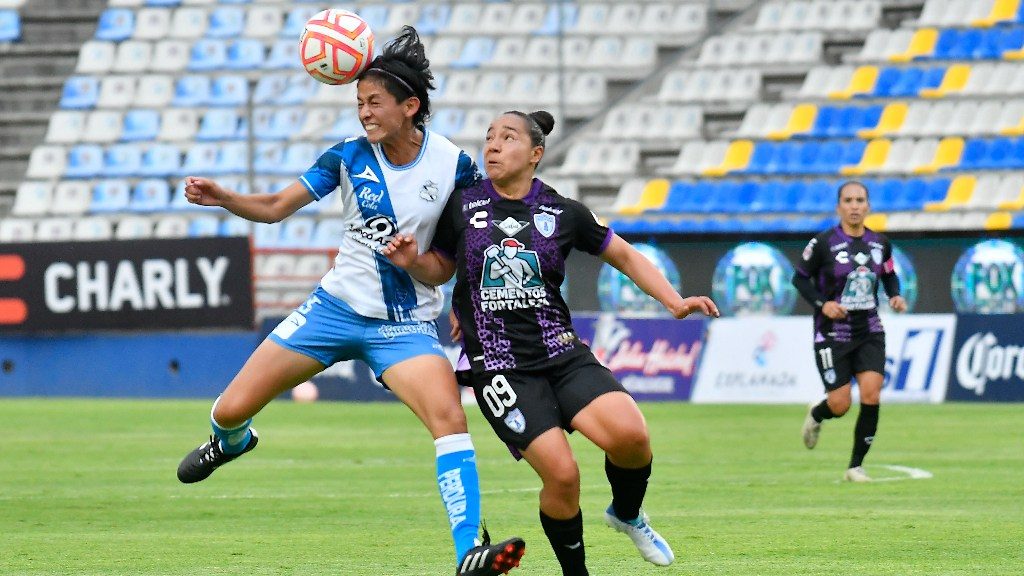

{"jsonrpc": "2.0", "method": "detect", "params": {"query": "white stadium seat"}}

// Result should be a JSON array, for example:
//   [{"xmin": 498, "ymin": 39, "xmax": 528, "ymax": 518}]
[
  {"xmin": 45, "ymin": 112, "xmax": 85, "ymax": 144},
  {"xmin": 134, "ymin": 8, "xmax": 171, "ymax": 40},
  {"xmin": 12, "ymin": 182, "xmax": 53, "ymax": 216},
  {"xmin": 0, "ymin": 219, "xmax": 35, "ymax": 242},
  {"xmin": 76, "ymin": 41, "xmax": 116, "ymax": 74}
]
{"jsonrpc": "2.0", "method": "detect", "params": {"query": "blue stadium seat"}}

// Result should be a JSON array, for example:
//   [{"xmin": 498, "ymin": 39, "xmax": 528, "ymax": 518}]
[
  {"xmin": 925, "ymin": 178, "xmax": 951, "ymax": 203},
  {"xmin": 997, "ymin": 28, "xmax": 1024, "ymax": 56},
  {"xmin": 768, "ymin": 142, "xmax": 802, "ymax": 174},
  {"xmin": 958, "ymin": 139, "xmax": 990, "ymax": 171},
  {"xmin": 122, "ymin": 110, "xmax": 160, "ymax": 142},
  {"xmin": 95, "ymin": 8, "xmax": 134, "ymax": 41},
  {"xmin": 280, "ymin": 143, "xmax": 319, "ymax": 175},
  {"xmin": 197, "ymin": 109, "xmax": 240, "ymax": 141},
  {"xmin": 536, "ymin": 4, "xmax": 578, "ymax": 35},
  {"xmin": 276, "ymin": 74, "xmax": 316, "ymax": 105},
  {"xmin": 809, "ymin": 106, "xmax": 836, "ymax": 138},
  {"xmin": 145, "ymin": 0, "xmax": 182, "ymax": 6},
  {"xmin": 265, "ymin": 38, "xmax": 299, "ymax": 70},
  {"xmin": 744, "ymin": 142, "xmax": 777, "ymax": 174},
  {"xmin": 451, "ymin": 37, "xmax": 495, "ymax": 68},
  {"xmin": 252, "ymin": 74, "xmax": 288, "ymax": 104},
  {"xmin": 934, "ymin": 28, "xmax": 979, "ymax": 60},
  {"xmin": 91, "ymin": 180, "xmax": 131, "ymax": 212},
  {"xmin": 180, "ymin": 143, "xmax": 221, "ymax": 175},
  {"xmin": 1010, "ymin": 138, "xmax": 1024, "ymax": 169},
  {"xmin": 797, "ymin": 179, "xmax": 833, "ymax": 212},
  {"xmin": 828, "ymin": 107, "xmax": 862, "ymax": 138},
  {"xmin": 60, "ymin": 76, "xmax": 100, "ymax": 109},
  {"xmin": 776, "ymin": 181, "xmax": 806, "ymax": 212},
  {"xmin": 189, "ymin": 40, "xmax": 228, "ymax": 71},
  {"xmin": 663, "ymin": 181, "xmax": 693, "ymax": 212},
  {"xmin": 208, "ymin": 7, "xmax": 244, "ymax": 39},
  {"xmin": 859, "ymin": 106, "xmax": 883, "ymax": 135},
  {"xmin": 430, "ymin": 108, "xmax": 465, "ymax": 138},
  {"xmin": 705, "ymin": 181, "xmax": 739, "ymax": 212},
  {"xmin": 227, "ymin": 39, "xmax": 265, "ymax": 70},
  {"xmin": 415, "ymin": 4, "xmax": 451, "ymax": 35},
  {"xmin": 749, "ymin": 181, "xmax": 781, "ymax": 213},
  {"xmin": 130, "ymin": 179, "xmax": 170, "ymax": 212},
  {"xmin": 919, "ymin": 66, "xmax": 947, "ymax": 94},
  {"xmin": 189, "ymin": 216, "xmax": 221, "ymax": 237},
  {"xmin": 0, "ymin": 10, "xmax": 20, "ymax": 42},
  {"xmin": 220, "ymin": 217, "xmax": 251, "ymax": 237},
  {"xmin": 254, "ymin": 142, "xmax": 285, "ymax": 175},
  {"xmin": 985, "ymin": 137, "xmax": 1015, "ymax": 169},
  {"xmin": 898, "ymin": 177, "xmax": 929, "ymax": 209},
  {"xmin": 282, "ymin": 7, "xmax": 318, "ymax": 39},
  {"xmin": 172, "ymin": 75, "xmax": 211, "ymax": 107},
  {"xmin": 871, "ymin": 178, "xmax": 902, "ymax": 212},
  {"xmin": 887, "ymin": 67, "xmax": 925, "ymax": 98},
  {"xmin": 810, "ymin": 141, "xmax": 845, "ymax": 174},
  {"xmin": 104, "ymin": 144, "xmax": 143, "ymax": 177},
  {"xmin": 210, "ymin": 75, "xmax": 248, "ymax": 107},
  {"xmin": 974, "ymin": 28, "xmax": 1005, "ymax": 60},
  {"xmin": 140, "ymin": 144, "xmax": 181, "ymax": 177},
  {"xmin": 871, "ymin": 67, "xmax": 904, "ymax": 98},
  {"xmin": 358, "ymin": 5, "xmax": 389, "ymax": 34},
  {"xmin": 65, "ymin": 145, "xmax": 105, "ymax": 178},
  {"xmin": 325, "ymin": 109, "xmax": 362, "ymax": 141},
  {"xmin": 218, "ymin": 142, "xmax": 250, "ymax": 174}
]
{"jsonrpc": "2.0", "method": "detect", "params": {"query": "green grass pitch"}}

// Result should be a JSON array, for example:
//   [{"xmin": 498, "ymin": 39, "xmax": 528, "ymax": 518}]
[{"xmin": 0, "ymin": 399, "xmax": 1020, "ymax": 575}]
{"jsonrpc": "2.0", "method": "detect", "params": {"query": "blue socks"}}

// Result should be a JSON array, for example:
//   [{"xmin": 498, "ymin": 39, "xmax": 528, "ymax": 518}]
[
  {"xmin": 210, "ymin": 398, "xmax": 252, "ymax": 455},
  {"xmin": 435, "ymin": 433, "xmax": 481, "ymax": 562}
]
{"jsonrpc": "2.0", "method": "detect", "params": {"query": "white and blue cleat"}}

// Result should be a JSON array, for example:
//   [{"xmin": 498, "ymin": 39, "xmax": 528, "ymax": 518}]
[{"xmin": 604, "ymin": 505, "xmax": 675, "ymax": 566}]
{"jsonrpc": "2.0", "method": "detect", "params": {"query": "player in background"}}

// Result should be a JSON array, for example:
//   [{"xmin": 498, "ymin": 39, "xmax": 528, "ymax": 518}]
[
  {"xmin": 382, "ymin": 110, "xmax": 719, "ymax": 575},
  {"xmin": 175, "ymin": 27, "xmax": 524, "ymax": 576},
  {"xmin": 792, "ymin": 181, "xmax": 907, "ymax": 482}
]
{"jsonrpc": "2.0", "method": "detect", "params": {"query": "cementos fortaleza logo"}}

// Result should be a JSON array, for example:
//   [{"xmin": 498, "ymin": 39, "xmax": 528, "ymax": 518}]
[
  {"xmin": 597, "ymin": 243, "xmax": 680, "ymax": 315},
  {"xmin": 711, "ymin": 242, "xmax": 796, "ymax": 316},
  {"xmin": 950, "ymin": 239, "xmax": 1024, "ymax": 314}
]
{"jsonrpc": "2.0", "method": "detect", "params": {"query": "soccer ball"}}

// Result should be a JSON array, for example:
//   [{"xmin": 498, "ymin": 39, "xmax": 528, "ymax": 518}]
[{"xmin": 299, "ymin": 9, "xmax": 374, "ymax": 86}]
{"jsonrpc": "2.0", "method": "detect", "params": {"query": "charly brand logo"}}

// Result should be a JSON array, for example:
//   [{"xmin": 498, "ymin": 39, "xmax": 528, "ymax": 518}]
[
  {"xmin": 43, "ymin": 257, "xmax": 231, "ymax": 313},
  {"xmin": 0, "ymin": 254, "xmax": 27, "ymax": 324},
  {"xmin": 955, "ymin": 332, "xmax": 1024, "ymax": 395}
]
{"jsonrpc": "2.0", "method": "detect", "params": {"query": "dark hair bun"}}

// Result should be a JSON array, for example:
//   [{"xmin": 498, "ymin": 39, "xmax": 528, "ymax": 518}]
[{"xmin": 529, "ymin": 111, "xmax": 555, "ymax": 136}]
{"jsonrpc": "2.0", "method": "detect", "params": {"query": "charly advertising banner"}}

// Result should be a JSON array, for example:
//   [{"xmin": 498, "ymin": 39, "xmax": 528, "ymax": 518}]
[
  {"xmin": 0, "ymin": 238, "xmax": 253, "ymax": 331},
  {"xmin": 572, "ymin": 313, "xmax": 706, "ymax": 401},
  {"xmin": 948, "ymin": 314, "xmax": 1024, "ymax": 402}
]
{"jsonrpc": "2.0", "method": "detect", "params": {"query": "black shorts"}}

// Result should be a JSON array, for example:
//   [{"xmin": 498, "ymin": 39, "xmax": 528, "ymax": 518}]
[
  {"xmin": 813, "ymin": 332, "xmax": 886, "ymax": 391},
  {"xmin": 462, "ymin": 352, "xmax": 627, "ymax": 452}
]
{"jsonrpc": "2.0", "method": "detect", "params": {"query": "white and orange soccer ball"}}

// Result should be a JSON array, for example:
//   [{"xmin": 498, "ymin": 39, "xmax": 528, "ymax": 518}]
[{"xmin": 299, "ymin": 9, "xmax": 374, "ymax": 85}]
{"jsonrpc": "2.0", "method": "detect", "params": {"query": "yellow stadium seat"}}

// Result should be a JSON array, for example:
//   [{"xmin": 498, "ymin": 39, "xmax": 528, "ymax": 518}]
[
  {"xmin": 913, "ymin": 137, "xmax": 965, "ymax": 174},
  {"xmin": 858, "ymin": 102, "xmax": 908, "ymax": 138},
  {"xmin": 702, "ymin": 140, "xmax": 754, "ymax": 177},
  {"xmin": 924, "ymin": 174, "xmax": 975, "ymax": 211},
  {"xmin": 973, "ymin": 0, "xmax": 1020, "ymax": 27},
  {"xmin": 767, "ymin": 104, "xmax": 818, "ymax": 140},
  {"xmin": 919, "ymin": 64, "xmax": 971, "ymax": 98},
  {"xmin": 828, "ymin": 66, "xmax": 879, "ymax": 100},
  {"xmin": 618, "ymin": 179, "xmax": 670, "ymax": 215},
  {"xmin": 984, "ymin": 212, "xmax": 1013, "ymax": 230},
  {"xmin": 999, "ymin": 111, "xmax": 1024, "ymax": 136},
  {"xmin": 840, "ymin": 139, "xmax": 891, "ymax": 175},
  {"xmin": 864, "ymin": 213, "xmax": 887, "ymax": 231},
  {"xmin": 888, "ymin": 28, "xmax": 939, "ymax": 63}
]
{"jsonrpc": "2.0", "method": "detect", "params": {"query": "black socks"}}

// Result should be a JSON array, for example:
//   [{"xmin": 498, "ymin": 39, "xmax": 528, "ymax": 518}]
[
  {"xmin": 605, "ymin": 456, "xmax": 652, "ymax": 522},
  {"xmin": 811, "ymin": 399, "xmax": 836, "ymax": 423},
  {"xmin": 540, "ymin": 509, "xmax": 588, "ymax": 576},
  {"xmin": 849, "ymin": 403, "xmax": 879, "ymax": 468}
]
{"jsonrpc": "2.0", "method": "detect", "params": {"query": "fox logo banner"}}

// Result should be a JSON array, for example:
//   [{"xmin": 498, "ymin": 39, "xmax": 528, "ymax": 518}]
[{"xmin": 0, "ymin": 238, "xmax": 253, "ymax": 331}]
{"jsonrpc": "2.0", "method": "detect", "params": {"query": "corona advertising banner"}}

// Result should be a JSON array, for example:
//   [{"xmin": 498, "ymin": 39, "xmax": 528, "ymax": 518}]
[{"xmin": 948, "ymin": 314, "xmax": 1024, "ymax": 402}]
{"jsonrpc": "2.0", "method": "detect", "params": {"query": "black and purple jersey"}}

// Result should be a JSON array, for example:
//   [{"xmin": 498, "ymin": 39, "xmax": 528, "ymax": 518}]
[
  {"xmin": 794, "ymin": 226, "xmax": 899, "ymax": 343},
  {"xmin": 431, "ymin": 178, "xmax": 612, "ymax": 372}
]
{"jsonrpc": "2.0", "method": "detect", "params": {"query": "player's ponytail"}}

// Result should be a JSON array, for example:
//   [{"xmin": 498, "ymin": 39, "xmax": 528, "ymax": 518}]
[{"xmin": 361, "ymin": 26, "xmax": 435, "ymax": 126}]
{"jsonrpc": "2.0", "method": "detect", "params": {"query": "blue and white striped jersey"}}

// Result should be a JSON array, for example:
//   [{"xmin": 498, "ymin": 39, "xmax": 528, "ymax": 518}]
[{"xmin": 300, "ymin": 131, "xmax": 479, "ymax": 322}]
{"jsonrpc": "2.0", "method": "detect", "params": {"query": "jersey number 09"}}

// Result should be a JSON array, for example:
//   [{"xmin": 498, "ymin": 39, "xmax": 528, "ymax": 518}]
[{"xmin": 482, "ymin": 375, "xmax": 518, "ymax": 418}]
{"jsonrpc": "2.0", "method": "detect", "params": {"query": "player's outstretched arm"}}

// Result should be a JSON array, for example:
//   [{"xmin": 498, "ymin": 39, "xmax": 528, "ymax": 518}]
[
  {"xmin": 183, "ymin": 177, "xmax": 312, "ymax": 223},
  {"xmin": 600, "ymin": 234, "xmax": 719, "ymax": 319},
  {"xmin": 382, "ymin": 234, "xmax": 456, "ymax": 286}
]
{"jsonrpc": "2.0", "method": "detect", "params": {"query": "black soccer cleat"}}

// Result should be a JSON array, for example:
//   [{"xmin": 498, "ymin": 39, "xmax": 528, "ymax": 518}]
[
  {"xmin": 176, "ymin": 430, "xmax": 258, "ymax": 484},
  {"xmin": 457, "ymin": 528, "xmax": 526, "ymax": 576}
]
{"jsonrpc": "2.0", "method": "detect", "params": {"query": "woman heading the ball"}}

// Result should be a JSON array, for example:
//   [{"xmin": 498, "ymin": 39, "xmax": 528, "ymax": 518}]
[
  {"xmin": 794, "ymin": 181, "xmax": 906, "ymax": 483},
  {"xmin": 383, "ymin": 110, "xmax": 719, "ymax": 575},
  {"xmin": 176, "ymin": 27, "xmax": 524, "ymax": 576}
]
